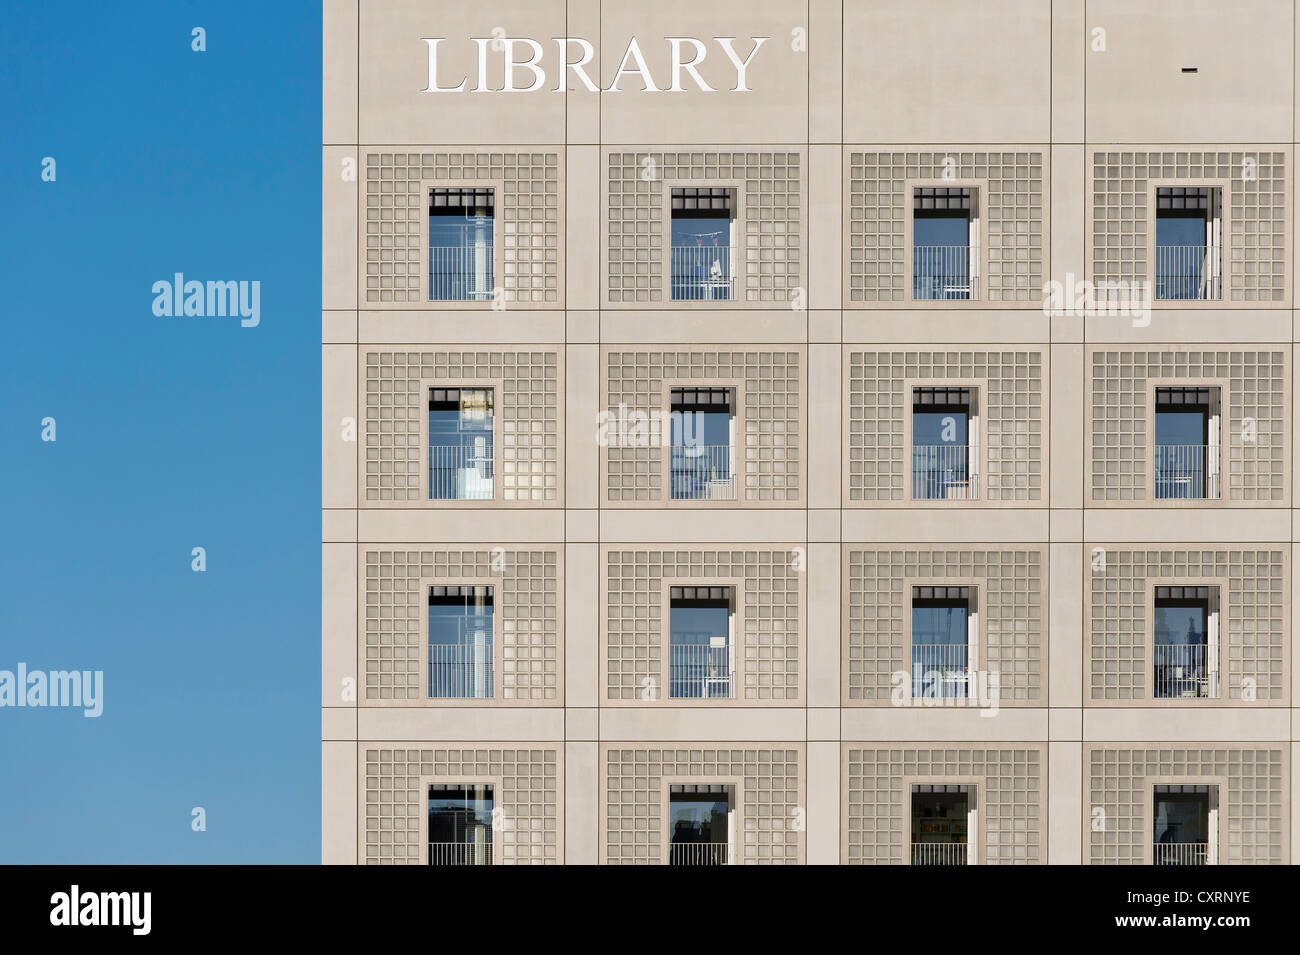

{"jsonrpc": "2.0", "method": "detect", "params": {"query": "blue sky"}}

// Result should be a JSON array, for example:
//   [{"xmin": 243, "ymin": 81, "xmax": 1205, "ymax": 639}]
[{"xmin": 0, "ymin": 1, "xmax": 319, "ymax": 862}]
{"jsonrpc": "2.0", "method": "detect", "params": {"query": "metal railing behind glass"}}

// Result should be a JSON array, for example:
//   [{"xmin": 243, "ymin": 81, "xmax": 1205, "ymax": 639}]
[
  {"xmin": 429, "ymin": 245, "xmax": 495, "ymax": 302},
  {"xmin": 1155, "ymin": 244, "xmax": 1220, "ymax": 301},
  {"xmin": 911, "ymin": 843, "xmax": 968, "ymax": 865},
  {"xmin": 1153, "ymin": 643, "xmax": 1214, "ymax": 699},
  {"xmin": 669, "ymin": 641, "xmax": 734, "ymax": 699},
  {"xmin": 670, "ymin": 246, "xmax": 736, "ymax": 301},
  {"xmin": 1153, "ymin": 444, "xmax": 1216, "ymax": 500},
  {"xmin": 1152, "ymin": 842, "xmax": 1208, "ymax": 865},
  {"xmin": 429, "ymin": 443, "xmax": 495, "ymax": 500},
  {"xmin": 428, "ymin": 643, "xmax": 494, "ymax": 699},
  {"xmin": 911, "ymin": 643, "xmax": 970, "ymax": 699},
  {"xmin": 669, "ymin": 445, "xmax": 735, "ymax": 500},
  {"xmin": 912, "ymin": 444, "xmax": 978, "ymax": 500},
  {"xmin": 428, "ymin": 841, "xmax": 493, "ymax": 866},
  {"xmin": 913, "ymin": 245, "xmax": 976, "ymax": 300},
  {"xmin": 669, "ymin": 842, "xmax": 730, "ymax": 866}
]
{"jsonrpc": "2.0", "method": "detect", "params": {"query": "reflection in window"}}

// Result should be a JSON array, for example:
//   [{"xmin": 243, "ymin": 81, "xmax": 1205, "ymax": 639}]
[
  {"xmin": 670, "ymin": 188, "xmax": 734, "ymax": 301},
  {"xmin": 428, "ymin": 585, "xmax": 493, "ymax": 699},
  {"xmin": 912, "ymin": 387, "xmax": 976, "ymax": 500},
  {"xmin": 429, "ymin": 387, "xmax": 494, "ymax": 500},
  {"xmin": 429, "ymin": 187, "xmax": 494, "ymax": 301},
  {"xmin": 911, "ymin": 586, "xmax": 971, "ymax": 700},
  {"xmin": 669, "ymin": 586, "xmax": 734, "ymax": 699},
  {"xmin": 1153, "ymin": 386, "xmax": 1218, "ymax": 500},
  {"xmin": 428, "ymin": 783, "xmax": 493, "ymax": 865},
  {"xmin": 669, "ymin": 784, "xmax": 733, "ymax": 865},
  {"xmin": 669, "ymin": 387, "xmax": 734, "ymax": 500}
]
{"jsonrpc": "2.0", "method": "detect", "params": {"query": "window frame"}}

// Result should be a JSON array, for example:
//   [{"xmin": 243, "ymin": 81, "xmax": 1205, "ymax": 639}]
[
  {"xmin": 661, "ymin": 179, "xmax": 746, "ymax": 306},
  {"xmin": 660, "ymin": 378, "xmax": 745, "ymax": 506},
  {"xmin": 418, "ymin": 775, "xmax": 503, "ymax": 865},
  {"xmin": 419, "ymin": 378, "xmax": 506, "ymax": 506},
  {"xmin": 418, "ymin": 577, "xmax": 505, "ymax": 706},
  {"xmin": 1145, "ymin": 778, "xmax": 1225, "ymax": 866},
  {"xmin": 904, "ymin": 177, "xmax": 987, "ymax": 305},
  {"xmin": 904, "ymin": 378, "xmax": 987, "ymax": 504},
  {"xmin": 1145, "ymin": 377, "xmax": 1228, "ymax": 505},
  {"xmin": 660, "ymin": 579, "xmax": 744, "ymax": 704},
  {"xmin": 1145, "ymin": 580, "xmax": 1223, "ymax": 703},
  {"xmin": 660, "ymin": 776, "xmax": 743, "ymax": 866},
  {"xmin": 902, "ymin": 777, "xmax": 981, "ymax": 866},
  {"xmin": 903, "ymin": 577, "xmax": 983, "ymax": 703},
  {"xmin": 421, "ymin": 177, "xmax": 505, "ymax": 307},
  {"xmin": 1146, "ymin": 179, "xmax": 1230, "ymax": 306}
]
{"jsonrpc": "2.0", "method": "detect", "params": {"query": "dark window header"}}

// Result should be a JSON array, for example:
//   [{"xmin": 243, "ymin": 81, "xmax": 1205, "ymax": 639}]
[
  {"xmin": 430, "ymin": 187, "xmax": 495, "ymax": 216},
  {"xmin": 914, "ymin": 186, "xmax": 972, "ymax": 212}
]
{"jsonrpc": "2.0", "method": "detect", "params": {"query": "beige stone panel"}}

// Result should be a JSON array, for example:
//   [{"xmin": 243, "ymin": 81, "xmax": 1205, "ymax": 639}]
[
  {"xmin": 1084, "ymin": 0, "xmax": 1293, "ymax": 144},
  {"xmin": 843, "ymin": 312, "xmax": 1051, "ymax": 345},
  {"xmin": 1082, "ymin": 510, "xmax": 1291, "ymax": 542},
  {"xmin": 807, "ymin": 707, "xmax": 839, "ymax": 741},
  {"xmin": 808, "ymin": 145, "xmax": 841, "ymax": 309},
  {"xmin": 1049, "ymin": 708, "xmax": 1083, "ymax": 741},
  {"xmin": 322, "ymin": 509, "xmax": 356, "ymax": 543},
  {"xmin": 566, "ymin": 344, "xmax": 600, "ymax": 509},
  {"xmin": 566, "ymin": 310, "xmax": 598, "ymax": 343},
  {"xmin": 358, "ymin": 706, "xmax": 565, "ymax": 741},
  {"xmin": 322, "ymin": 741, "xmax": 357, "ymax": 864},
  {"xmin": 358, "ymin": 509, "xmax": 564, "ymax": 542},
  {"xmin": 357, "ymin": 0, "xmax": 567, "ymax": 145},
  {"xmin": 1047, "ymin": 741, "xmax": 1083, "ymax": 864},
  {"xmin": 322, "ymin": 707, "xmax": 356, "ymax": 741},
  {"xmin": 564, "ymin": 741, "xmax": 599, "ymax": 865},
  {"xmin": 564, "ymin": 0, "xmax": 600, "ymax": 143},
  {"xmin": 840, "ymin": 707, "xmax": 1048, "ymax": 742},
  {"xmin": 1087, "ymin": 310, "xmax": 1292, "ymax": 344},
  {"xmin": 1049, "ymin": 146, "xmax": 1085, "ymax": 343},
  {"xmin": 1049, "ymin": 542, "xmax": 1084, "ymax": 708},
  {"xmin": 323, "ymin": 543, "xmax": 358, "ymax": 708},
  {"xmin": 600, "ymin": 509, "xmax": 807, "ymax": 543},
  {"xmin": 358, "ymin": 311, "xmax": 565, "ymax": 344},
  {"xmin": 808, "ymin": 344, "xmax": 840, "ymax": 508},
  {"xmin": 566, "ymin": 147, "xmax": 601, "ymax": 309},
  {"xmin": 807, "ymin": 0, "xmax": 841, "ymax": 143},
  {"xmin": 1050, "ymin": 0, "xmax": 1085, "ymax": 143},
  {"xmin": 807, "ymin": 542, "xmax": 840, "ymax": 707},
  {"xmin": 809, "ymin": 309, "xmax": 840, "ymax": 343},
  {"xmin": 322, "ymin": 146, "xmax": 359, "ymax": 310},
  {"xmin": 843, "ymin": 0, "xmax": 1050, "ymax": 143},
  {"xmin": 599, "ymin": 707, "xmax": 805, "ymax": 741},
  {"xmin": 840, "ymin": 510, "xmax": 1049, "ymax": 542},
  {"xmin": 600, "ymin": 311, "xmax": 808, "ymax": 343},
  {"xmin": 807, "ymin": 508, "xmax": 839, "ymax": 542},
  {"xmin": 323, "ymin": 345, "xmax": 358, "ymax": 509},
  {"xmin": 566, "ymin": 707, "xmax": 598, "ymax": 741},
  {"xmin": 323, "ymin": 310, "xmax": 356, "ymax": 345},
  {"xmin": 323, "ymin": 0, "xmax": 358, "ymax": 144},
  {"xmin": 1049, "ymin": 508, "xmax": 1083, "ymax": 541},
  {"xmin": 565, "ymin": 509, "xmax": 598, "ymax": 542},
  {"xmin": 1083, "ymin": 708, "xmax": 1291, "ymax": 741},
  {"xmin": 1049, "ymin": 344, "xmax": 1084, "ymax": 509},
  {"xmin": 807, "ymin": 740, "xmax": 840, "ymax": 864},
  {"xmin": 597, "ymin": 1, "xmax": 808, "ymax": 144},
  {"xmin": 565, "ymin": 543, "xmax": 599, "ymax": 708}
]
